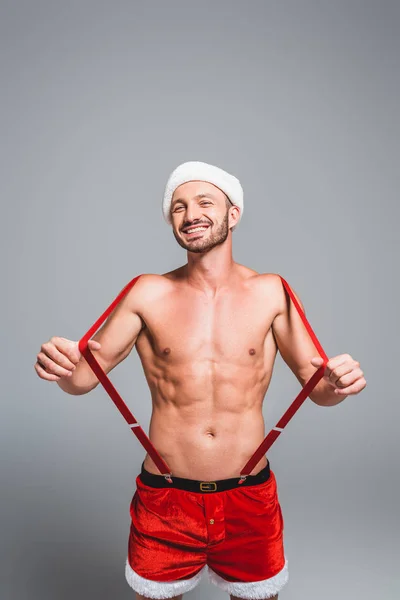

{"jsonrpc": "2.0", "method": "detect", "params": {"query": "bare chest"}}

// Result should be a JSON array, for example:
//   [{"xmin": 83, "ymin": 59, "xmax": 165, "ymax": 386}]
[{"xmin": 136, "ymin": 288, "xmax": 277, "ymax": 364}]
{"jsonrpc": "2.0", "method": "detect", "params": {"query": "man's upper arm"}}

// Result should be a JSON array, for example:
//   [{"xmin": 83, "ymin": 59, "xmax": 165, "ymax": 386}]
[
  {"xmin": 87, "ymin": 274, "xmax": 151, "ymax": 375},
  {"xmin": 270, "ymin": 274, "xmax": 319, "ymax": 387}
]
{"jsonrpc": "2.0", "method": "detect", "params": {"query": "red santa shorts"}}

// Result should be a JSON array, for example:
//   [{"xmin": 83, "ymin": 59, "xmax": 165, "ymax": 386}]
[{"xmin": 125, "ymin": 460, "xmax": 288, "ymax": 599}]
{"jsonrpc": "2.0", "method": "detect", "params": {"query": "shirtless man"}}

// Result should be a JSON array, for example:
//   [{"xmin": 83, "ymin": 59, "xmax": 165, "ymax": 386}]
[{"xmin": 34, "ymin": 161, "xmax": 366, "ymax": 600}]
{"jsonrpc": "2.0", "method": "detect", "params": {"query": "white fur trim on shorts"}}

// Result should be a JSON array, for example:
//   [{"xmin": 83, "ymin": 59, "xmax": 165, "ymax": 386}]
[
  {"xmin": 125, "ymin": 557, "xmax": 289, "ymax": 599},
  {"xmin": 207, "ymin": 558, "xmax": 289, "ymax": 599},
  {"xmin": 125, "ymin": 559, "xmax": 207, "ymax": 599}
]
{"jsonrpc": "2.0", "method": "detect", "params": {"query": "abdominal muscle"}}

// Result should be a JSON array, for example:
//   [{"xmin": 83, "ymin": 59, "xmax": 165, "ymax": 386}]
[
  {"xmin": 144, "ymin": 402, "xmax": 269, "ymax": 481},
  {"xmin": 138, "ymin": 343, "xmax": 275, "ymax": 481}
]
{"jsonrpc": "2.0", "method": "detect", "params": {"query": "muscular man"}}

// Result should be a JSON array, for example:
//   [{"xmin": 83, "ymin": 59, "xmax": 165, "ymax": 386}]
[{"xmin": 35, "ymin": 161, "xmax": 366, "ymax": 600}]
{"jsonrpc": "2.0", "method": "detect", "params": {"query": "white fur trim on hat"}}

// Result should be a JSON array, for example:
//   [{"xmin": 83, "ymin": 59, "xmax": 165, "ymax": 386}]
[{"xmin": 162, "ymin": 161, "xmax": 244, "ymax": 231}]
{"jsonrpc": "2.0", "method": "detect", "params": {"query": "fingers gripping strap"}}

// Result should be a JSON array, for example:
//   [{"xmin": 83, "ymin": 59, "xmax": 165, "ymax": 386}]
[
  {"xmin": 238, "ymin": 276, "xmax": 329, "ymax": 480},
  {"xmin": 78, "ymin": 274, "xmax": 173, "ymax": 482}
]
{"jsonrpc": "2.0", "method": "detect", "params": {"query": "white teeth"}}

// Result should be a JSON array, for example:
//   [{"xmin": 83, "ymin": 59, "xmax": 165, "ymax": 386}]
[{"xmin": 185, "ymin": 226, "xmax": 208, "ymax": 233}]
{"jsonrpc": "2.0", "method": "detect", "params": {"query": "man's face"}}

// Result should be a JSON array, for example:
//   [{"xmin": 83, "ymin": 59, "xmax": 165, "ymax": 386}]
[{"xmin": 170, "ymin": 181, "xmax": 235, "ymax": 253}]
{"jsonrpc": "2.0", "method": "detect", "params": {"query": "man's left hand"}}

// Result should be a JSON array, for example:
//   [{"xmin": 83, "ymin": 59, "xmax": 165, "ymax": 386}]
[{"xmin": 310, "ymin": 354, "xmax": 367, "ymax": 396}]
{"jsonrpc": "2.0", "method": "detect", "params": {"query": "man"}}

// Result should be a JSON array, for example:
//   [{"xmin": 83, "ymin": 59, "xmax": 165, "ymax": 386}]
[{"xmin": 35, "ymin": 161, "xmax": 366, "ymax": 600}]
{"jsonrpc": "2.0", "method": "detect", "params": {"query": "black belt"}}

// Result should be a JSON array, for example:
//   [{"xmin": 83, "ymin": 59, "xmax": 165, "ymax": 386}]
[{"xmin": 139, "ymin": 461, "xmax": 271, "ymax": 493}]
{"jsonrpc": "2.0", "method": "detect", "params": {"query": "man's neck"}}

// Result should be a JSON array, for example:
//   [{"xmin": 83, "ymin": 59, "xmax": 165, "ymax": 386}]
[{"xmin": 184, "ymin": 248, "xmax": 237, "ymax": 296}]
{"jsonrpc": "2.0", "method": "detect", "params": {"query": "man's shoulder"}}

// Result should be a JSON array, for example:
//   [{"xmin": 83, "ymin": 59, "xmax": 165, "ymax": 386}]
[
  {"xmin": 247, "ymin": 271, "xmax": 284, "ymax": 292},
  {"xmin": 134, "ymin": 272, "xmax": 170, "ymax": 287},
  {"xmin": 256, "ymin": 271, "xmax": 283, "ymax": 284},
  {"xmin": 256, "ymin": 272, "xmax": 305, "ymax": 317},
  {"xmin": 123, "ymin": 272, "xmax": 173, "ymax": 309},
  {"xmin": 245, "ymin": 271, "xmax": 287, "ymax": 316}
]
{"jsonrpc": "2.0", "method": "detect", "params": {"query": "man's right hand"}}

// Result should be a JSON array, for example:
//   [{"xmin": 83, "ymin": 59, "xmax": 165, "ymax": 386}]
[{"xmin": 34, "ymin": 336, "xmax": 102, "ymax": 382}]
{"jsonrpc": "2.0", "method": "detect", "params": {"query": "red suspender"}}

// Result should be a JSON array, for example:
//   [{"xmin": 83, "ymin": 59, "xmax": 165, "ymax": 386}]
[
  {"xmin": 78, "ymin": 274, "xmax": 328, "ymax": 485},
  {"xmin": 238, "ymin": 276, "xmax": 329, "ymax": 482},
  {"xmin": 78, "ymin": 274, "xmax": 174, "ymax": 483}
]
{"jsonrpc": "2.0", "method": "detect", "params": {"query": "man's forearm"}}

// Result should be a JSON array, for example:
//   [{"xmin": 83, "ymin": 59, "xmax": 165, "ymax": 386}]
[
  {"xmin": 57, "ymin": 359, "xmax": 99, "ymax": 396},
  {"xmin": 309, "ymin": 378, "xmax": 348, "ymax": 407}
]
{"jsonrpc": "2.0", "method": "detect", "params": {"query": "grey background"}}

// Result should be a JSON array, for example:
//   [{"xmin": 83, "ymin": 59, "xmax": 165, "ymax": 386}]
[{"xmin": 1, "ymin": 0, "xmax": 399, "ymax": 598}]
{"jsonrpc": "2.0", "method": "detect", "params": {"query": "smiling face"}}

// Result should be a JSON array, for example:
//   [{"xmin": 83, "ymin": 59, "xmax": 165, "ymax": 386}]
[{"xmin": 170, "ymin": 180, "xmax": 238, "ymax": 253}]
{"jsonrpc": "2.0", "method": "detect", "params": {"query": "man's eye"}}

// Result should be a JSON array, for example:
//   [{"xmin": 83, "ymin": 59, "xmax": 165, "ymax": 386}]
[{"xmin": 201, "ymin": 202, "xmax": 211, "ymax": 205}]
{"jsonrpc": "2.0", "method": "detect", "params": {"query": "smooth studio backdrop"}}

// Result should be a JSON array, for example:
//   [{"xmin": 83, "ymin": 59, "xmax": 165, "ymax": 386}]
[{"xmin": 1, "ymin": 1, "xmax": 399, "ymax": 599}]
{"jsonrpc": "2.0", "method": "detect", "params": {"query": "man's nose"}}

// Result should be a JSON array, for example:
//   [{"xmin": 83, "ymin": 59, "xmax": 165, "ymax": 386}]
[{"xmin": 185, "ymin": 204, "xmax": 203, "ymax": 222}]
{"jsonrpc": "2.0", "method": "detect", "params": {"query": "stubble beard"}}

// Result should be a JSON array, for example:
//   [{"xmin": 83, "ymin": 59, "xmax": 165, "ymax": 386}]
[{"xmin": 172, "ymin": 210, "xmax": 230, "ymax": 254}]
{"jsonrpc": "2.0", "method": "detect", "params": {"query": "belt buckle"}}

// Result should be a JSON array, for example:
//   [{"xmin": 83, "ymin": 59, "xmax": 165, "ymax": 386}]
[{"xmin": 200, "ymin": 481, "xmax": 217, "ymax": 492}]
